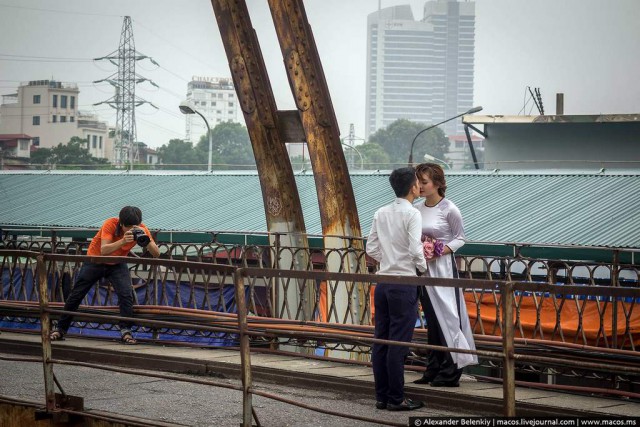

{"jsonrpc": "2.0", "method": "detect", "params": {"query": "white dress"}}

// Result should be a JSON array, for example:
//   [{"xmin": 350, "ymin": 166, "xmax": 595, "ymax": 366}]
[{"xmin": 414, "ymin": 198, "xmax": 478, "ymax": 368}]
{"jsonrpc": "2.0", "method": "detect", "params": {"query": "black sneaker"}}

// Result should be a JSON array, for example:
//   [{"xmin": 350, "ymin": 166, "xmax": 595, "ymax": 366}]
[
  {"xmin": 387, "ymin": 398, "xmax": 424, "ymax": 411},
  {"xmin": 375, "ymin": 401, "xmax": 387, "ymax": 410}
]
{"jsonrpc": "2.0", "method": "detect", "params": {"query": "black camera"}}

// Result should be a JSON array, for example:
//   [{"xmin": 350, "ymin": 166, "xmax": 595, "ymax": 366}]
[{"xmin": 131, "ymin": 228, "xmax": 150, "ymax": 247}]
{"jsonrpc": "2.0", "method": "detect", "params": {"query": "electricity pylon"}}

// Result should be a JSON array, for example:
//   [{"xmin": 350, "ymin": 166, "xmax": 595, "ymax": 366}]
[{"xmin": 94, "ymin": 16, "xmax": 157, "ymax": 168}]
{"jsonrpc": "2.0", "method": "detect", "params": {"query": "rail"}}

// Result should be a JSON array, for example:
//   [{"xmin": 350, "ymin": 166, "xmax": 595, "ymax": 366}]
[{"xmin": 1, "ymin": 250, "xmax": 639, "ymax": 424}]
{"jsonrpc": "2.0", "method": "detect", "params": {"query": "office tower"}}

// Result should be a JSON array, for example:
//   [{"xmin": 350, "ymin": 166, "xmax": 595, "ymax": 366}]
[
  {"xmin": 365, "ymin": 0, "xmax": 475, "ymax": 138},
  {"xmin": 184, "ymin": 77, "xmax": 242, "ymax": 143}
]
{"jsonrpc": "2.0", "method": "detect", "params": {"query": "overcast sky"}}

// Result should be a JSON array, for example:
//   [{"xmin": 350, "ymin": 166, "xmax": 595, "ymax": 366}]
[{"xmin": 1, "ymin": 0, "xmax": 638, "ymax": 148}]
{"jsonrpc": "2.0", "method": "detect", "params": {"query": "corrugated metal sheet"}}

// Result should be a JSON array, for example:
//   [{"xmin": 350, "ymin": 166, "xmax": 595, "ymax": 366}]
[{"xmin": 1, "ymin": 170, "xmax": 638, "ymax": 248}]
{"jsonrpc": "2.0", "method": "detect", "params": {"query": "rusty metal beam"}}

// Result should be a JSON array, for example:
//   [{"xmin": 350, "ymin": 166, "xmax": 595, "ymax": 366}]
[
  {"xmin": 267, "ymin": 0, "xmax": 368, "ymax": 330},
  {"xmin": 210, "ymin": 0, "xmax": 313, "ymax": 323},
  {"xmin": 267, "ymin": 0, "xmax": 362, "ymax": 241}
]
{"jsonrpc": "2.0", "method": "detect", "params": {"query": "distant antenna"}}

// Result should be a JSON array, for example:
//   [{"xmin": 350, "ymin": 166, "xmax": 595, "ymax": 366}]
[
  {"xmin": 526, "ymin": 86, "xmax": 544, "ymax": 115},
  {"xmin": 94, "ymin": 16, "xmax": 158, "ymax": 169}
]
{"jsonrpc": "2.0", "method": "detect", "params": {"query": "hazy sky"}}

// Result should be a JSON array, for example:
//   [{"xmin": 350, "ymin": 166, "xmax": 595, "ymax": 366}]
[{"xmin": 1, "ymin": 0, "xmax": 638, "ymax": 148}]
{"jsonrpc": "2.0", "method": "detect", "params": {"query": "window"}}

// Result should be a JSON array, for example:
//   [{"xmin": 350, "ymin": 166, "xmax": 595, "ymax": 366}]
[
  {"xmin": 60, "ymin": 116, "xmax": 66, "ymax": 123},
  {"xmin": 52, "ymin": 95, "xmax": 58, "ymax": 108},
  {"xmin": 33, "ymin": 95, "xmax": 41, "ymax": 104},
  {"xmin": 32, "ymin": 137, "xmax": 40, "ymax": 146},
  {"xmin": 19, "ymin": 140, "xmax": 29, "ymax": 150},
  {"xmin": 211, "ymin": 101, "xmax": 216, "ymax": 106},
  {"xmin": 455, "ymin": 141, "xmax": 464, "ymax": 148},
  {"xmin": 70, "ymin": 96, "xmax": 75, "ymax": 109},
  {"xmin": 33, "ymin": 116, "xmax": 40, "ymax": 125},
  {"xmin": 70, "ymin": 116, "xmax": 74, "ymax": 122},
  {"xmin": 52, "ymin": 115, "xmax": 57, "ymax": 123},
  {"xmin": 61, "ymin": 95, "xmax": 67, "ymax": 108},
  {"xmin": 92, "ymin": 135, "xmax": 97, "ymax": 149},
  {"xmin": 99, "ymin": 136, "xmax": 103, "ymax": 149},
  {"xmin": 228, "ymin": 102, "xmax": 234, "ymax": 107}
]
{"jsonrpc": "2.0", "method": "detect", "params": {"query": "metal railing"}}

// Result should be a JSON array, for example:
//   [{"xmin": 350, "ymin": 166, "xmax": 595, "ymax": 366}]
[{"xmin": 1, "ymin": 250, "xmax": 640, "ymax": 424}]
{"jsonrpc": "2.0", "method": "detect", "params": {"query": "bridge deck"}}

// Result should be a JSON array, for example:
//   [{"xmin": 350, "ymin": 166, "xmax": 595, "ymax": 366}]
[{"xmin": 1, "ymin": 331, "xmax": 638, "ymax": 419}]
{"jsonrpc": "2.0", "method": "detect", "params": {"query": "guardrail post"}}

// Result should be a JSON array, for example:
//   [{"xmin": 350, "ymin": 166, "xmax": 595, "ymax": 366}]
[
  {"xmin": 37, "ymin": 254, "xmax": 56, "ymax": 412},
  {"xmin": 234, "ymin": 268, "xmax": 253, "ymax": 427},
  {"xmin": 612, "ymin": 250, "xmax": 619, "ymax": 350},
  {"xmin": 502, "ymin": 282, "xmax": 516, "ymax": 417},
  {"xmin": 502, "ymin": 281, "xmax": 516, "ymax": 416}
]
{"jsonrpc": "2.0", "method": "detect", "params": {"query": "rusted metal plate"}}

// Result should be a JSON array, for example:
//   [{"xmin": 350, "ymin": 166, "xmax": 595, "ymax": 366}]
[
  {"xmin": 211, "ymin": 0, "xmax": 313, "ymax": 322},
  {"xmin": 267, "ymin": 0, "xmax": 367, "ymax": 328}
]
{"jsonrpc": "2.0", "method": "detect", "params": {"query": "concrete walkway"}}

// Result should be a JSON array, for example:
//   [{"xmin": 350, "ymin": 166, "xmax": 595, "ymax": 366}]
[{"xmin": 1, "ymin": 331, "xmax": 638, "ymax": 419}]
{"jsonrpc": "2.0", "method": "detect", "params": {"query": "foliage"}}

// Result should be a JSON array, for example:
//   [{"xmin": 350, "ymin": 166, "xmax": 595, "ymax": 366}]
[
  {"xmin": 29, "ymin": 136, "xmax": 109, "ymax": 169},
  {"xmin": 368, "ymin": 119, "xmax": 449, "ymax": 168},
  {"xmin": 197, "ymin": 121, "xmax": 254, "ymax": 170},
  {"xmin": 357, "ymin": 143, "xmax": 390, "ymax": 169},
  {"xmin": 156, "ymin": 122, "xmax": 254, "ymax": 170},
  {"xmin": 156, "ymin": 139, "xmax": 201, "ymax": 170}
]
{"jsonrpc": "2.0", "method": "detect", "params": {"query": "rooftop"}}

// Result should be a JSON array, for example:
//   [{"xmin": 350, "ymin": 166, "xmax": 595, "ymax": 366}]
[{"xmin": 1, "ymin": 169, "xmax": 638, "ymax": 249}]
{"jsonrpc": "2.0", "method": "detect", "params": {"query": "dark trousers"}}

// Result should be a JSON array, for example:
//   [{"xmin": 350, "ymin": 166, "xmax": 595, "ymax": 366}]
[
  {"xmin": 57, "ymin": 262, "xmax": 134, "ymax": 333},
  {"xmin": 418, "ymin": 287, "xmax": 463, "ymax": 383},
  {"xmin": 372, "ymin": 283, "xmax": 418, "ymax": 405}
]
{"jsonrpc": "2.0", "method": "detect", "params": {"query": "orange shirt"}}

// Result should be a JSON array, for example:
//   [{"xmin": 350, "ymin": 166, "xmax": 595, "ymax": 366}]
[{"xmin": 87, "ymin": 217, "xmax": 154, "ymax": 257}]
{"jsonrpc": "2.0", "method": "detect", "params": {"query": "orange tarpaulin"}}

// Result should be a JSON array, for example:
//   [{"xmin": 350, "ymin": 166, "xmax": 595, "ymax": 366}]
[
  {"xmin": 466, "ymin": 293, "xmax": 640, "ymax": 348},
  {"xmin": 317, "ymin": 284, "xmax": 640, "ymax": 349}
]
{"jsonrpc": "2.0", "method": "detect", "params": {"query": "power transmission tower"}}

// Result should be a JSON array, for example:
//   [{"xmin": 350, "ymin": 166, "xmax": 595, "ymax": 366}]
[{"xmin": 94, "ymin": 16, "xmax": 157, "ymax": 169}]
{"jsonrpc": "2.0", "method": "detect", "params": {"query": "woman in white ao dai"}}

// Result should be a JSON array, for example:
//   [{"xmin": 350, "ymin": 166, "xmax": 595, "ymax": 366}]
[{"xmin": 412, "ymin": 163, "xmax": 477, "ymax": 386}]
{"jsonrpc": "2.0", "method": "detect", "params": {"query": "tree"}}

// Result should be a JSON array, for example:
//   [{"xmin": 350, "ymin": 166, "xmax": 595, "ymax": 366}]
[
  {"xmin": 368, "ymin": 119, "xmax": 449, "ymax": 167},
  {"xmin": 157, "ymin": 139, "xmax": 201, "ymax": 170},
  {"xmin": 197, "ymin": 121, "xmax": 254, "ymax": 170},
  {"xmin": 357, "ymin": 143, "xmax": 391, "ymax": 169},
  {"xmin": 30, "ymin": 147, "xmax": 53, "ymax": 167},
  {"xmin": 30, "ymin": 137, "xmax": 109, "ymax": 169}
]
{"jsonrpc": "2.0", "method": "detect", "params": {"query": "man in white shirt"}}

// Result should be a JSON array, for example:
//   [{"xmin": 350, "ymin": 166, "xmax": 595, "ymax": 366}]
[{"xmin": 366, "ymin": 167, "xmax": 428, "ymax": 411}]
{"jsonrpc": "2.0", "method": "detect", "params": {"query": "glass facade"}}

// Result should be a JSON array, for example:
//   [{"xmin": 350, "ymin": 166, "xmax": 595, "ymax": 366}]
[{"xmin": 366, "ymin": 1, "xmax": 475, "ymax": 138}]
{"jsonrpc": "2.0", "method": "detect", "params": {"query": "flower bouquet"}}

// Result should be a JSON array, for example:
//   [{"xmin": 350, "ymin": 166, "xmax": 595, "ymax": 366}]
[{"xmin": 421, "ymin": 234, "xmax": 444, "ymax": 261}]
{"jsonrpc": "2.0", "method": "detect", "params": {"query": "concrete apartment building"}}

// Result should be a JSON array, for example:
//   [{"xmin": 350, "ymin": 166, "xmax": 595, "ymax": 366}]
[
  {"xmin": 0, "ymin": 80, "xmax": 79, "ymax": 149},
  {"xmin": 365, "ymin": 0, "xmax": 475, "ymax": 138},
  {"xmin": 0, "ymin": 80, "xmax": 114, "ymax": 164},
  {"xmin": 184, "ymin": 76, "xmax": 242, "ymax": 143}
]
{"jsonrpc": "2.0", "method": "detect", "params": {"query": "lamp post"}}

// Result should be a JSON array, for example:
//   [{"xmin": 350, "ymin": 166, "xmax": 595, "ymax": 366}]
[
  {"xmin": 423, "ymin": 153, "xmax": 451, "ymax": 169},
  {"xmin": 179, "ymin": 101, "xmax": 212, "ymax": 172},
  {"xmin": 408, "ymin": 106, "xmax": 483, "ymax": 166},
  {"xmin": 340, "ymin": 140, "xmax": 365, "ymax": 170}
]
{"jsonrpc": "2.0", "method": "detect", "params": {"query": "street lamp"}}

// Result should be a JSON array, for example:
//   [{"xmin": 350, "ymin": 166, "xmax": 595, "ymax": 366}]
[
  {"xmin": 179, "ymin": 101, "xmax": 212, "ymax": 172},
  {"xmin": 408, "ymin": 106, "xmax": 483, "ymax": 166},
  {"xmin": 423, "ymin": 153, "xmax": 451, "ymax": 169},
  {"xmin": 340, "ymin": 140, "xmax": 365, "ymax": 170}
]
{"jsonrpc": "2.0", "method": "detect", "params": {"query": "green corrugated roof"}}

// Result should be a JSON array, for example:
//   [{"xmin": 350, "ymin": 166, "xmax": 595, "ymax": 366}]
[{"xmin": 1, "ymin": 170, "xmax": 638, "ymax": 248}]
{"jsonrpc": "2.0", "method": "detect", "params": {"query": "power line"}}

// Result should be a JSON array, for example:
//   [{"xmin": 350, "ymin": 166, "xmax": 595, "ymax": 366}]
[{"xmin": 0, "ymin": 2, "xmax": 122, "ymax": 18}]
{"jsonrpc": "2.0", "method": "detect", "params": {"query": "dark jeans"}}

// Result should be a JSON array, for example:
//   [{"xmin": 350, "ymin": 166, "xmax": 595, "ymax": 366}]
[
  {"xmin": 372, "ymin": 283, "xmax": 418, "ymax": 405},
  {"xmin": 418, "ymin": 286, "xmax": 463, "ymax": 383},
  {"xmin": 57, "ymin": 262, "xmax": 134, "ymax": 334}
]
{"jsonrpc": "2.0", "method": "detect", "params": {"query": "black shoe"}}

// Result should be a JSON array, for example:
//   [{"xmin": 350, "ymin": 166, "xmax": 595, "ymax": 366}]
[
  {"xmin": 387, "ymin": 398, "xmax": 424, "ymax": 411},
  {"xmin": 413, "ymin": 371, "xmax": 438, "ymax": 384},
  {"xmin": 430, "ymin": 379, "xmax": 460, "ymax": 387},
  {"xmin": 375, "ymin": 401, "xmax": 387, "ymax": 410}
]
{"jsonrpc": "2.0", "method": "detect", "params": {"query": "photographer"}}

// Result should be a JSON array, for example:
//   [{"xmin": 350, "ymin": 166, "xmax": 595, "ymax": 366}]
[{"xmin": 50, "ymin": 206, "xmax": 160, "ymax": 345}]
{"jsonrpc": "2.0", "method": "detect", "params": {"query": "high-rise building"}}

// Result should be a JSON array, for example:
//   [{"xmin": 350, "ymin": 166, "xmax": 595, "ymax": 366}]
[
  {"xmin": 184, "ymin": 77, "xmax": 242, "ymax": 143},
  {"xmin": 365, "ymin": 0, "xmax": 475, "ymax": 138}
]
